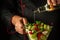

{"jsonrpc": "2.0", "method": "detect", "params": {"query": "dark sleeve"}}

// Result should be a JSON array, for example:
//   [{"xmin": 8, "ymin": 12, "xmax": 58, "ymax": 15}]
[
  {"xmin": 0, "ymin": 8, "xmax": 17, "ymax": 35},
  {"xmin": 0, "ymin": 0, "xmax": 23, "ymax": 34},
  {"xmin": 0, "ymin": 0, "xmax": 17, "ymax": 27},
  {"xmin": 1, "ymin": 9, "xmax": 14, "ymax": 27}
]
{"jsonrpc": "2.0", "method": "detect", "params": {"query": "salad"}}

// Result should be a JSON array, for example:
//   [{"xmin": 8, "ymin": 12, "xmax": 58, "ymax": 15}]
[{"xmin": 25, "ymin": 21, "xmax": 53, "ymax": 40}]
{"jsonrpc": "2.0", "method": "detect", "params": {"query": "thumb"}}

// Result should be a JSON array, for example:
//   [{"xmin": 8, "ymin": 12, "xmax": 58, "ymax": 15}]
[
  {"xmin": 23, "ymin": 18, "xmax": 28, "ymax": 25},
  {"xmin": 51, "ymin": 0, "xmax": 56, "ymax": 6},
  {"xmin": 47, "ymin": 0, "xmax": 56, "ymax": 6},
  {"xmin": 47, "ymin": 0, "xmax": 52, "ymax": 5}
]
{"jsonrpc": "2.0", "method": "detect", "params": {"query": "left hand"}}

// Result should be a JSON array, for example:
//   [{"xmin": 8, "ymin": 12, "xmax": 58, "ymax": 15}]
[{"xmin": 12, "ymin": 15, "xmax": 28, "ymax": 34}]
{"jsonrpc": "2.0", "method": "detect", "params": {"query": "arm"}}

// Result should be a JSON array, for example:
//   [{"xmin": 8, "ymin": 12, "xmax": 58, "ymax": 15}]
[
  {"xmin": 1, "ymin": 8, "xmax": 28, "ymax": 34},
  {"xmin": 1, "ymin": 9, "xmax": 14, "ymax": 27}
]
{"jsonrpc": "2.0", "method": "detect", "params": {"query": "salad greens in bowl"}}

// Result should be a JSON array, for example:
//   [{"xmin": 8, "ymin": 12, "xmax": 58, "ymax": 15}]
[{"xmin": 25, "ymin": 21, "xmax": 53, "ymax": 40}]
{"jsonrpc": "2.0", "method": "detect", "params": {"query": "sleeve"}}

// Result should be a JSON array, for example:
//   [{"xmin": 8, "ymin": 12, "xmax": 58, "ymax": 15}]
[
  {"xmin": 0, "ymin": 9, "xmax": 17, "ymax": 34},
  {"xmin": 0, "ymin": 0, "xmax": 16, "ymax": 27},
  {"xmin": 1, "ymin": 9, "xmax": 14, "ymax": 27},
  {"xmin": 0, "ymin": 0, "xmax": 22, "ymax": 34}
]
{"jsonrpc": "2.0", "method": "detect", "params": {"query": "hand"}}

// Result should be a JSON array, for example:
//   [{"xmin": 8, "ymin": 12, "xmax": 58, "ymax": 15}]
[
  {"xmin": 46, "ymin": 0, "xmax": 60, "ymax": 11},
  {"xmin": 47, "ymin": 0, "xmax": 60, "ymax": 6},
  {"xmin": 12, "ymin": 15, "xmax": 28, "ymax": 34}
]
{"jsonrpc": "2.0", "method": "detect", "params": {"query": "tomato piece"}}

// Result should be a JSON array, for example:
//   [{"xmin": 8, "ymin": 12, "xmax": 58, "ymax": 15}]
[
  {"xmin": 34, "ymin": 27, "xmax": 40, "ymax": 31},
  {"xmin": 37, "ymin": 33, "xmax": 43, "ymax": 40},
  {"xmin": 34, "ymin": 24, "xmax": 38, "ymax": 26},
  {"xmin": 29, "ymin": 31, "xmax": 33, "ymax": 34}
]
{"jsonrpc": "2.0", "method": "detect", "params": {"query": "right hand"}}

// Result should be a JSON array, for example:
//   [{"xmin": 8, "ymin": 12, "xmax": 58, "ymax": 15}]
[
  {"xmin": 47, "ymin": 0, "xmax": 60, "ymax": 11},
  {"xmin": 12, "ymin": 15, "xmax": 28, "ymax": 34},
  {"xmin": 47, "ymin": 0, "xmax": 60, "ymax": 6}
]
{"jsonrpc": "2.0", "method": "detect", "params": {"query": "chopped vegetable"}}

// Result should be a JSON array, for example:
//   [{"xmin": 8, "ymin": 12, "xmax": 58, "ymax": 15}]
[{"xmin": 25, "ymin": 21, "xmax": 53, "ymax": 40}]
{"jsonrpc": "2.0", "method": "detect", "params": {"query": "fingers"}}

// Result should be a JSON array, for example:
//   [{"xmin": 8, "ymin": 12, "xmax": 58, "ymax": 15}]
[
  {"xmin": 14, "ymin": 17, "xmax": 28, "ymax": 34},
  {"xmin": 47, "ymin": 0, "xmax": 52, "ymax": 5},
  {"xmin": 57, "ymin": 0, "xmax": 60, "ymax": 4},
  {"xmin": 51, "ymin": 0, "xmax": 56, "ymax": 6},
  {"xmin": 12, "ymin": 16, "xmax": 28, "ymax": 34},
  {"xmin": 15, "ymin": 21, "xmax": 24, "ymax": 34},
  {"xmin": 18, "ymin": 17, "xmax": 28, "ymax": 25},
  {"xmin": 23, "ymin": 18, "xmax": 28, "ymax": 25},
  {"xmin": 47, "ymin": 0, "xmax": 56, "ymax": 6},
  {"xmin": 15, "ymin": 17, "xmax": 24, "ymax": 34}
]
